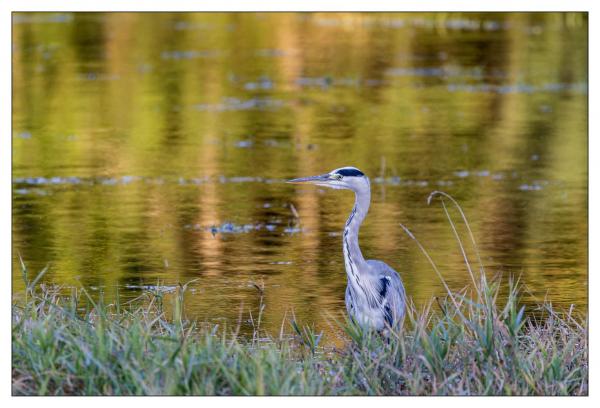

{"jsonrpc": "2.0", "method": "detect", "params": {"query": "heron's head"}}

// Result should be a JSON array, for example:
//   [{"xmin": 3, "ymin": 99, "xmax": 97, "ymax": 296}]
[{"xmin": 287, "ymin": 166, "xmax": 369, "ymax": 192}]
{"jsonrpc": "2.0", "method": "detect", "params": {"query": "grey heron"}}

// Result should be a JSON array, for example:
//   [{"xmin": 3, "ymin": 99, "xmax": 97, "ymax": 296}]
[{"xmin": 288, "ymin": 166, "xmax": 406, "ymax": 333}]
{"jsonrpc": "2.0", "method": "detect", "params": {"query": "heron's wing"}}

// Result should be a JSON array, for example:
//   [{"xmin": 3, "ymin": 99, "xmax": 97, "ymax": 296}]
[
  {"xmin": 345, "ymin": 285, "xmax": 355, "ymax": 317},
  {"xmin": 367, "ymin": 260, "xmax": 406, "ymax": 327}
]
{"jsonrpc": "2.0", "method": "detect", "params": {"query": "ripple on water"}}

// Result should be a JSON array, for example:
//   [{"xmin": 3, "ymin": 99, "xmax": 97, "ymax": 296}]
[
  {"xmin": 15, "ymin": 131, "xmax": 32, "ymax": 139},
  {"xmin": 11, "ymin": 172, "xmax": 552, "ymax": 196},
  {"xmin": 519, "ymin": 182, "xmax": 548, "ymax": 191},
  {"xmin": 12, "ymin": 175, "xmax": 290, "ymax": 187},
  {"xmin": 13, "ymin": 13, "xmax": 73, "ymax": 24},
  {"xmin": 193, "ymin": 97, "xmax": 284, "ymax": 112},
  {"xmin": 295, "ymin": 76, "xmax": 383, "ymax": 89},
  {"xmin": 14, "ymin": 176, "xmax": 82, "ymax": 185},
  {"xmin": 77, "ymin": 73, "xmax": 121, "ymax": 81},
  {"xmin": 385, "ymin": 66, "xmax": 499, "ymax": 79},
  {"xmin": 305, "ymin": 15, "xmax": 510, "ymax": 32},
  {"xmin": 161, "ymin": 50, "xmax": 222, "ymax": 60},
  {"xmin": 243, "ymin": 76, "xmax": 274, "ymax": 90},
  {"xmin": 9, "ymin": 171, "xmax": 502, "ymax": 194},
  {"xmin": 14, "ymin": 188, "xmax": 50, "ymax": 196},
  {"xmin": 181, "ymin": 222, "xmax": 286, "ymax": 236},
  {"xmin": 447, "ymin": 82, "xmax": 587, "ymax": 95},
  {"xmin": 124, "ymin": 284, "xmax": 177, "ymax": 293},
  {"xmin": 235, "ymin": 140, "xmax": 253, "ymax": 148},
  {"xmin": 255, "ymin": 49, "xmax": 287, "ymax": 57}
]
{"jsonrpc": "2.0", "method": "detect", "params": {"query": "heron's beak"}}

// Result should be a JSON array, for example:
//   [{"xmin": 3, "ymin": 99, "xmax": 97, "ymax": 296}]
[{"xmin": 286, "ymin": 174, "xmax": 332, "ymax": 184}]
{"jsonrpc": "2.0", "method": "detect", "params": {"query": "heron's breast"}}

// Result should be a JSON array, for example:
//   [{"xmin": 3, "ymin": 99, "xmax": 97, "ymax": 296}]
[{"xmin": 347, "ymin": 294, "xmax": 386, "ymax": 329}]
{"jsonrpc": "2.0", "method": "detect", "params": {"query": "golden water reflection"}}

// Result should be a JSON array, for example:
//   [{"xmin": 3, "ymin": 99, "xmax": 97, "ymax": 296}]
[{"xmin": 12, "ymin": 13, "xmax": 587, "ymax": 341}]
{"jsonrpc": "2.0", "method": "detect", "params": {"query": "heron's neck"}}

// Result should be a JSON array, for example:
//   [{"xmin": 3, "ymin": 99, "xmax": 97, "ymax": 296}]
[{"xmin": 343, "ymin": 187, "xmax": 370, "ymax": 278}]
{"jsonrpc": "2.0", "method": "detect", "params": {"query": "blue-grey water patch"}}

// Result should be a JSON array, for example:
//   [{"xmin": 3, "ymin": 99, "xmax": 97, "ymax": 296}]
[
  {"xmin": 296, "ymin": 76, "xmax": 383, "ymax": 90},
  {"xmin": 447, "ymin": 82, "xmax": 587, "ymax": 95},
  {"xmin": 13, "ymin": 13, "xmax": 73, "ymax": 24},
  {"xmin": 77, "ymin": 73, "xmax": 121, "ymax": 81},
  {"xmin": 386, "ymin": 66, "xmax": 502, "ymax": 79},
  {"xmin": 193, "ymin": 97, "xmax": 285, "ymax": 112},
  {"xmin": 243, "ymin": 76, "xmax": 275, "ymax": 90},
  {"xmin": 161, "ymin": 50, "xmax": 222, "ymax": 60}
]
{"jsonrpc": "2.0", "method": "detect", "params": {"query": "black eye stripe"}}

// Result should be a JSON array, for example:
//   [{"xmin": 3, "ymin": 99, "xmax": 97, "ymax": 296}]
[{"xmin": 335, "ymin": 168, "xmax": 364, "ymax": 177}]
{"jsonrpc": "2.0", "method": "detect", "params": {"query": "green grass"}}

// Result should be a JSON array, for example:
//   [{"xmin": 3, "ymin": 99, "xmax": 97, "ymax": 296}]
[
  {"xmin": 12, "ymin": 194, "xmax": 588, "ymax": 395},
  {"xmin": 12, "ymin": 268, "xmax": 587, "ymax": 396}
]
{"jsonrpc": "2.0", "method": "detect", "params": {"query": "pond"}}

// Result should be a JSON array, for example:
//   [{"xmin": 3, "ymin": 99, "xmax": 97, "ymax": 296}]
[{"xmin": 12, "ymin": 12, "xmax": 587, "ymax": 341}]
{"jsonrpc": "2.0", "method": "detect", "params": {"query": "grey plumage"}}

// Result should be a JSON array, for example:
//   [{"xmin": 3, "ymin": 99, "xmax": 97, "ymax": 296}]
[{"xmin": 288, "ymin": 166, "xmax": 406, "ymax": 333}]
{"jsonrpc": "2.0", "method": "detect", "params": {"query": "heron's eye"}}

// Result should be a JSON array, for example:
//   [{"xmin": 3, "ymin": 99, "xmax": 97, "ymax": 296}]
[{"xmin": 334, "ymin": 174, "xmax": 343, "ymax": 180}]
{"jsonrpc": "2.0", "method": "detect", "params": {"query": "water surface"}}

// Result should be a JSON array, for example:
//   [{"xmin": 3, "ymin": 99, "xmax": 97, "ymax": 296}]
[{"xmin": 12, "ymin": 12, "xmax": 588, "ymax": 341}]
